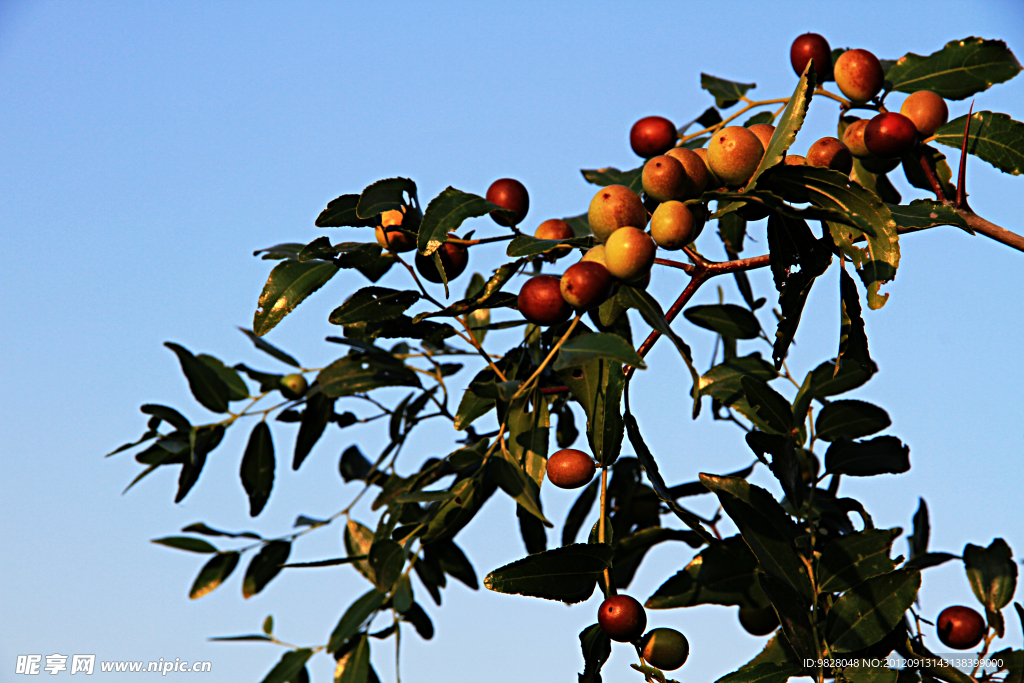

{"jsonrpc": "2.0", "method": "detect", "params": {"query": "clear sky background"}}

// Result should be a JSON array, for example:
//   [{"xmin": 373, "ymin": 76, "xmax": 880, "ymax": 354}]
[{"xmin": 2, "ymin": 2, "xmax": 1023, "ymax": 682}]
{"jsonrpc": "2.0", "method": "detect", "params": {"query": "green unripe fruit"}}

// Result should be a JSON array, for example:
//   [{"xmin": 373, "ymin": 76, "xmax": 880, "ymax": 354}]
[
  {"xmin": 560, "ymin": 261, "xmax": 613, "ymax": 310},
  {"xmin": 900, "ymin": 90, "xmax": 948, "ymax": 137},
  {"xmin": 588, "ymin": 185, "xmax": 648, "ymax": 243},
  {"xmin": 546, "ymin": 448, "xmax": 596, "ymax": 488},
  {"xmin": 834, "ymin": 49, "xmax": 884, "ymax": 103},
  {"xmin": 806, "ymin": 137, "xmax": 853, "ymax": 174},
  {"xmin": 640, "ymin": 628, "xmax": 689, "ymax": 671},
  {"xmin": 280, "ymin": 373, "xmax": 308, "ymax": 400},
  {"xmin": 708, "ymin": 126, "xmax": 764, "ymax": 187},
  {"xmin": 650, "ymin": 201, "xmax": 696, "ymax": 251},
  {"xmin": 642, "ymin": 155, "xmax": 687, "ymax": 203},
  {"xmin": 738, "ymin": 607, "xmax": 780, "ymax": 636},
  {"xmin": 604, "ymin": 226, "xmax": 656, "ymax": 281},
  {"xmin": 665, "ymin": 147, "xmax": 708, "ymax": 198},
  {"xmin": 842, "ymin": 119, "xmax": 871, "ymax": 158}
]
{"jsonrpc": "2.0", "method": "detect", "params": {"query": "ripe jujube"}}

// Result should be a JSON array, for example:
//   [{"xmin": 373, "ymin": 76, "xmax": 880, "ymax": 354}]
[
  {"xmin": 708, "ymin": 126, "xmax": 764, "ymax": 187},
  {"xmin": 790, "ymin": 33, "xmax": 832, "ymax": 79},
  {"xmin": 807, "ymin": 136, "xmax": 853, "ymax": 173},
  {"xmin": 834, "ymin": 49, "xmax": 884, "ymax": 103},
  {"xmin": 598, "ymin": 595, "xmax": 647, "ymax": 642},
  {"xmin": 937, "ymin": 606, "xmax": 986, "ymax": 650},
  {"xmin": 650, "ymin": 201, "xmax": 696, "ymax": 251},
  {"xmin": 842, "ymin": 119, "xmax": 871, "ymax": 158},
  {"xmin": 901, "ymin": 90, "xmax": 949, "ymax": 137},
  {"xmin": 630, "ymin": 116, "xmax": 676, "ymax": 158},
  {"xmin": 486, "ymin": 178, "xmax": 529, "ymax": 227},
  {"xmin": 415, "ymin": 238, "xmax": 469, "ymax": 283},
  {"xmin": 545, "ymin": 449, "xmax": 596, "ymax": 489},
  {"xmin": 560, "ymin": 261, "xmax": 613, "ymax": 310},
  {"xmin": 642, "ymin": 155, "xmax": 688, "ymax": 203},
  {"xmin": 535, "ymin": 218, "xmax": 575, "ymax": 259},
  {"xmin": 375, "ymin": 208, "xmax": 417, "ymax": 253},
  {"xmin": 588, "ymin": 185, "xmax": 648, "ymax": 243},
  {"xmin": 665, "ymin": 147, "xmax": 709, "ymax": 198},
  {"xmin": 518, "ymin": 275, "xmax": 572, "ymax": 326},
  {"xmin": 747, "ymin": 123, "xmax": 776, "ymax": 153},
  {"xmin": 864, "ymin": 112, "xmax": 918, "ymax": 158}
]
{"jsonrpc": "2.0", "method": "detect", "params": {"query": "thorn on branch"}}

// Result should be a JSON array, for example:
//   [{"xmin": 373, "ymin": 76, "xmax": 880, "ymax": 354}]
[{"xmin": 956, "ymin": 101, "xmax": 974, "ymax": 210}]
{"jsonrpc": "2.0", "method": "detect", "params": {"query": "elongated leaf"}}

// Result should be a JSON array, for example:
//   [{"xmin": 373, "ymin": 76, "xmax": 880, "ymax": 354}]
[
  {"xmin": 825, "ymin": 436, "xmax": 910, "ymax": 476},
  {"xmin": 240, "ymin": 422, "xmax": 275, "ymax": 516},
  {"xmin": 328, "ymin": 589, "xmax": 386, "ymax": 653},
  {"xmin": 507, "ymin": 395, "xmax": 549, "ymax": 487},
  {"xmin": 282, "ymin": 556, "xmax": 366, "ymax": 568},
  {"xmin": 356, "ymin": 177, "xmax": 417, "ymax": 219},
  {"xmin": 646, "ymin": 535, "xmax": 767, "ymax": 609},
  {"xmin": 553, "ymin": 332, "xmax": 645, "ymax": 371},
  {"xmin": 887, "ymin": 200, "xmax": 972, "ymax": 234},
  {"xmin": 701, "ymin": 73, "xmax": 756, "ymax": 108},
  {"xmin": 613, "ymin": 526, "xmax": 702, "ymax": 588},
  {"xmin": 329, "ymin": 287, "xmax": 420, "ymax": 326},
  {"xmin": 165, "ymin": 343, "xmax": 230, "ymax": 413},
  {"xmin": 562, "ymin": 478, "xmax": 599, "ymax": 546},
  {"xmin": 580, "ymin": 166, "xmax": 643, "ymax": 193},
  {"xmin": 175, "ymin": 425, "xmax": 224, "ymax": 503},
  {"xmin": 345, "ymin": 520, "xmax": 375, "ymax": 582},
  {"xmin": 744, "ymin": 431, "xmax": 801, "ymax": 506},
  {"xmin": 809, "ymin": 358, "xmax": 875, "ymax": 399},
  {"xmin": 826, "ymin": 569, "xmax": 921, "ymax": 652},
  {"xmin": 333, "ymin": 635, "xmax": 370, "ymax": 683},
  {"xmin": 417, "ymin": 187, "xmax": 514, "ymax": 255},
  {"xmin": 368, "ymin": 539, "xmax": 405, "ymax": 593},
  {"xmin": 243, "ymin": 541, "xmax": 291, "ymax": 598},
  {"xmin": 667, "ymin": 463, "xmax": 756, "ymax": 499},
  {"xmin": 685, "ymin": 304, "xmax": 762, "ymax": 339},
  {"xmin": 715, "ymin": 663, "xmax": 803, "ymax": 683},
  {"xmin": 491, "ymin": 447, "xmax": 550, "ymax": 527},
  {"xmin": 556, "ymin": 349, "xmax": 625, "ymax": 467},
  {"xmin": 964, "ymin": 538, "xmax": 1017, "ymax": 613},
  {"xmin": 579, "ymin": 623, "xmax": 612, "ymax": 683},
  {"xmin": 818, "ymin": 528, "xmax": 902, "ymax": 593},
  {"xmin": 748, "ymin": 66, "xmax": 815, "ymax": 187},
  {"xmin": 887, "ymin": 38, "xmax": 1022, "ymax": 100},
  {"xmin": 741, "ymin": 377, "xmax": 793, "ymax": 435},
  {"xmin": 152, "ymin": 536, "xmax": 219, "ymax": 554},
  {"xmin": 254, "ymin": 260, "xmax": 339, "ymax": 336},
  {"xmin": 293, "ymin": 391, "xmax": 333, "ymax": 470},
  {"xmin": 933, "ymin": 111, "xmax": 1024, "ymax": 176},
  {"xmin": 759, "ymin": 574, "xmax": 817, "ymax": 661},
  {"xmin": 197, "ymin": 354, "xmax": 249, "ymax": 401},
  {"xmin": 908, "ymin": 498, "xmax": 930, "ymax": 559},
  {"xmin": 700, "ymin": 353, "xmax": 778, "ymax": 405},
  {"xmin": 420, "ymin": 476, "xmax": 495, "ymax": 544},
  {"xmin": 815, "ymin": 400, "xmax": 891, "ymax": 442},
  {"xmin": 189, "ymin": 552, "xmax": 240, "ymax": 599},
  {"xmin": 318, "ymin": 355, "xmax": 421, "ymax": 397},
  {"xmin": 454, "ymin": 369, "xmax": 496, "ymax": 431},
  {"xmin": 259, "ymin": 649, "xmax": 313, "ymax": 683},
  {"xmin": 414, "ymin": 260, "xmax": 524, "ymax": 321},
  {"xmin": 140, "ymin": 403, "xmax": 192, "ymax": 431},
  {"xmin": 837, "ymin": 268, "xmax": 876, "ymax": 379},
  {"xmin": 430, "ymin": 539, "xmax": 478, "ymax": 589},
  {"xmin": 483, "ymin": 543, "xmax": 613, "ymax": 604},
  {"xmin": 506, "ymin": 234, "xmax": 593, "ymax": 258},
  {"xmin": 315, "ymin": 193, "xmax": 376, "ymax": 228}
]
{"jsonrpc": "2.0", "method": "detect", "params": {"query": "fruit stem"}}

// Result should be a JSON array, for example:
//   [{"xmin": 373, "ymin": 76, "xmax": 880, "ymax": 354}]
[
  {"xmin": 916, "ymin": 147, "xmax": 950, "ymax": 203},
  {"xmin": 813, "ymin": 86, "xmax": 850, "ymax": 108},
  {"xmin": 679, "ymin": 97, "xmax": 790, "ymax": 144},
  {"xmin": 599, "ymin": 465, "xmax": 614, "ymax": 596}
]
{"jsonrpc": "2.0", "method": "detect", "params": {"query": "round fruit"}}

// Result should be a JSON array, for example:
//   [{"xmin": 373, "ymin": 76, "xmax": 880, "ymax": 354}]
[
  {"xmin": 807, "ymin": 137, "xmax": 853, "ymax": 173},
  {"xmin": 842, "ymin": 119, "xmax": 871, "ymax": 158},
  {"xmin": 598, "ymin": 595, "xmax": 647, "ymax": 642},
  {"xmin": 665, "ymin": 147, "xmax": 709, "ymax": 198},
  {"xmin": 650, "ymin": 201, "xmax": 696, "ymax": 250},
  {"xmin": 937, "ymin": 606, "xmax": 986, "ymax": 650},
  {"xmin": 642, "ymin": 155, "xmax": 687, "ymax": 202},
  {"xmin": 790, "ymin": 33, "xmax": 832, "ymax": 79},
  {"xmin": 708, "ymin": 126, "xmax": 765, "ymax": 187},
  {"xmin": 375, "ymin": 224, "xmax": 416, "ymax": 253},
  {"xmin": 630, "ymin": 116, "xmax": 676, "ymax": 158},
  {"xmin": 535, "ymin": 218, "xmax": 575, "ymax": 259},
  {"xmin": 545, "ymin": 448, "xmax": 596, "ymax": 488},
  {"xmin": 280, "ymin": 373, "xmax": 308, "ymax": 400},
  {"xmin": 693, "ymin": 148, "xmax": 723, "ymax": 190},
  {"xmin": 901, "ymin": 90, "xmax": 949, "ymax": 137},
  {"xmin": 588, "ymin": 185, "xmax": 648, "ymax": 243},
  {"xmin": 864, "ymin": 112, "xmax": 918, "ymax": 158},
  {"xmin": 747, "ymin": 124, "xmax": 776, "ymax": 153},
  {"xmin": 518, "ymin": 275, "xmax": 572, "ymax": 326},
  {"xmin": 858, "ymin": 154, "xmax": 902, "ymax": 174},
  {"xmin": 486, "ymin": 178, "xmax": 529, "ymax": 227},
  {"xmin": 738, "ymin": 607, "xmax": 780, "ymax": 636},
  {"xmin": 784, "ymin": 154, "xmax": 806, "ymax": 166},
  {"xmin": 834, "ymin": 49, "xmax": 884, "ymax": 103},
  {"xmin": 415, "ymin": 238, "xmax": 469, "ymax": 283},
  {"xmin": 560, "ymin": 261, "xmax": 613, "ymax": 310},
  {"xmin": 581, "ymin": 244, "xmax": 607, "ymax": 266},
  {"xmin": 640, "ymin": 628, "xmax": 689, "ymax": 671},
  {"xmin": 604, "ymin": 226, "xmax": 656, "ymax": 281}
]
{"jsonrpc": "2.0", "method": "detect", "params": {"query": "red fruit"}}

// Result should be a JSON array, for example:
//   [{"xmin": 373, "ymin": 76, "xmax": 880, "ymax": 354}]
[
  {"xmin": 598, "ymin": 595, "xmax": 647, "ymax": 642},
  {"xmin": 486, "ymin": 178, "xmax": 529, "ymax": 227},
  {"xmin": 535, "ymin": 218, "xmax": 574, "ymax": 241},
  {"xmin": 834, "ymin": 49, "xmax": 884, "ymax": 103},
  {"xmin": 864, "ymin": 112, "xmax": 918, "ymax": 158},
  {"xmin": 518, "ymin": 275, "xmax": 572, "ymax": 326},
  {"xmin": 806, "ymin": 136, "xmax": 853, "ymax": 173},
  {"xmin": 790, "ymin": 33, "xmax": 832, "ymax": 79},
  {"xmin": 545, "ymin": 449, "xmax": 596, "ymax": 488},
  {"xmin": 630, "ymin": 116, "xmax": 677, "ymax": 158},
  {"xmin": 937, "ymin": 606, "xmax": 986, "ymax": 650},
  {"xmin": 560, "ymin": 261, "xmax": 614, "ymax": 310},
  {"xmin": 414, "ymin": 238, "xmax": 469, "ymax": 283}
]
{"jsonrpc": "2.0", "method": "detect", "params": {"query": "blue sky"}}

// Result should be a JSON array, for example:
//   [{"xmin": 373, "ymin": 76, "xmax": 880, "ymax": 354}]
[{"xmin": 2, "ymin": 1, "xmax": 1022, "ymax": 682}]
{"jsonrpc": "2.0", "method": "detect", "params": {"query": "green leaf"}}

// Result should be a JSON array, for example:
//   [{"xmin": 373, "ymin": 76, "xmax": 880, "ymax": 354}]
[
  {"xmin": 744, "ymin": 431, "xmax": 801, "ymax": 506},
  {"xmin": 483, "ymin": 543, "xmax": 613, "ymax": 604},
  {"xmin": 613, "ymin": 526, "xmax": 702, "ymax": 589},
  {"xmin": 164, "ymin": 343, "xmax": 230, "ymax": 413},
  {"xmin": 140, "ymin": 404, "xmax": 192, "ymax": 431},
  {"xmin": 329, "ymin": 287, "xmax": 420, "ymax": 326},
  {"xmin": 333, "ymin": 635, "xmax": 370, "ymax": 683},
  {"xmin": 240, "ymin": 422, "xmax": 275, "ymax": 516},
  {"xmin": 259, "ymin": 649, "xmax": 314, "ymax": 683},
  {"xmin": 933, "ymin": 111, "xmax": 1024, "ymax": 176},
  {"xmin": 368, "ymin": 539, "xmax": 405, "ymax": 593},
  {"xmin": 189, "ymin": 552, "xmax": 240, "ymax": 599},
  {"xmin": 555, "ymin": 350, "xmax": 625, "ymax": 467},
  {"xmin": 197, "ymin": 355, "xmax": 249, "ymax": 401},
  {"xmin": 741, "ymin": 377, "xmax": 793, "ymax": 435},
  {"xmin": 254, "ymin": 242, "xmax": 304, "ymax": 260},
  {"xmin": 507, "ymin": 395, "xmax": 550, "ymax": 488},
  {"xmin": 561, "ymin": 478, "xmax": 599, "ymax": 546},
  {"xmin": 356, "ymin": 177, "xmax": 418, "ymax": 219},
  {"xmin": 414, "ymin": 260, "xmax": 524, "ymax": 321},
  {"xmin": 715, "ymin": 663, "xmax": 803, "ymax": 683},
  {"xmin": 327, "ymin": 589, "xmax": 386, "ymax": 653},
  {"xmin": 837, "ymin": 269, "xmax": 876, "ymax": 378},
  {"xmin": 809, "ymin": 358, "xmax": 875, "ymax": 399},
  {"xmin": 553, "ymin": 332, "xmax": 645, "ymax": 371},
  {"xmin": 420, "ymin": 475, "xmax": 495, "ymax": 544},
  {"xmin": 748, "ymin": 66, "xmax": 815, "ymax": 187},
  {"xmin": 700, "ymin": 353, "xmax": 778, "ymax": 406},
  {"xmin": 964, "ymin": 538, "xmax": 1017, "ymax": 613},
  {"xmin": 209, "ymin": 634, "xmax": 272, "ymax": 642},
  {"xmin": 580, "ymin": 166, "xmax": 643, "ymax": 193},
  {"xmin": 242, "ymin": 541, "xmax": 291, "ymax": 599},
  {"xmin": 254, "ymin": 260, "xmax": 339, "ymax": 336},
  {"xmin": 578, "ymin": 623, "xmax": 612, "ymax": 683},
  {"xmin": 815, "ymin": 400, "xmax": 891, "ymax": 442},
  {"xmin": 825, "ymin": 569, "xmax": 921, "ymax": 652},
  {"xmin": 684, "ymin": 304, "xmax": 761, "ymax": 339},
  {"xmin": 454, "ymin": 370, "xmax": 496, "ymax": 431},
  {"xmin": 315, "ymin": 193, "xmax": 377, "ymax": 228},
  {"xmin": 825, "ymin": 436, "xmax": 910, "ymax": 477},
  {"xmin": 318, "ymin": 354, "xmax": 422, "ymax": 397},
  {"xmin": 180, "ymin": 522, "xmax": 261, "ymax": 539},
  {"xmin": 841, "ymin": 664, "xmax": 899, "ymax": 683},
  {"xmin": 429, "ymin": 538, "xmax": 478, "ymax": 589},
  {"xmin": 517, "ymin": 504, "xmax": 547, "ymax": 555},
  {"xmin": 901, "ymin": 145, "xmax": 956, "ymax": 198},
  {"xmin": 293, "ymin": 391, "xmax": 333, "ymax": 470},
  {"xmin": 908, "ymin": 498, "xmax": 929, "ymax": 559},
  {"xmin": 281, "ymin": 556, "xmax": 366, "ymax": 568},
  {"xmin": 417, "ymin": 187, "xmax": 513, "ymax": 255},
  {"xmin": 175, "ymin": 425, "xmax": 224, "ymax": 503},
  {"xmin": 886, "ymin": 38, "xmax": 1022, "ymax": 100},
  {"xmin": 887, "ymin": 200, "xmax": 972, "ymax": 234},
  {"xmin": 818, "ymin": 529, "xmax": 902, "ymax": 593},
  {"xmin": 646, "ymin": 535, "xmax": 767, "ymax": 609},
  {"xmin": 491, "ymin": 444, "xmax": 551, "ymax": 527},
  {"xmin": 506, "ymin": 234, "xmax": 593, "ymax": 258},
  {"xmin": 345, "ymin": 520, "xmax": 375, "ymax": 583},
  {"xmin": 759, "ymin": 574, "xmax": 817, "ymax": 661},
  {"xmin": 701, "ymin": 73, "xmax": 756, "ymax": 108},
  {"xmin": 152, "ymin": 536, "xmax": 219, "ymax": 554}
]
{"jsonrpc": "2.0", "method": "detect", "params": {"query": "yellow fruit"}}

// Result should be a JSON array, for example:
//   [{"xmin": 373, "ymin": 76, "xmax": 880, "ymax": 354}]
[
  {"xmin": 587, "ymin": 185, "xmax": 648, "ymax": 243},
  {"xmin": 900, "ymin": 90, "xmax": 949, "ymax": 137},
  {"xmin": 665, "ymin": 147, "xmax": 709, "ymax": 198},
  {"xmin": 707, "ymin": 126, "xmax": 764, "ymax": 187},
  {"xmin": 604, "ymin": 226, "xmax": 656, "ymax": 281},
  {"xmin": 650, "ymin": 201, "xmax": 696, "ymax": 250}
]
